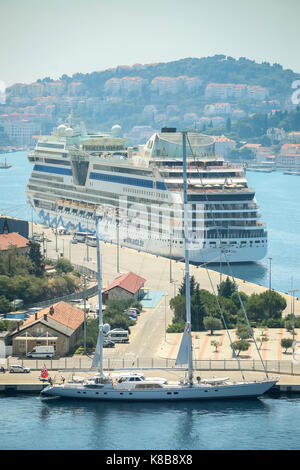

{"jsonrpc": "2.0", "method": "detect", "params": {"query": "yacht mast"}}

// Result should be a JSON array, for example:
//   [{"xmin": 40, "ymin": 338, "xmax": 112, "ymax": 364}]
[
  {"xmin": 182, "ymin": 131, "xmax": 193, "ymax": 385},
  {"xmin": 96, "ymin": 215, "xmax": 104, "ymax": 378}
]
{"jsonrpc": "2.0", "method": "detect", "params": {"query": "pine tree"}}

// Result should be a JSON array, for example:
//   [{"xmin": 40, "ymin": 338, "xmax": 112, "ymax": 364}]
[{"xmin": 28, "ymin": 241, "xmax": 45, "ymax": 277}]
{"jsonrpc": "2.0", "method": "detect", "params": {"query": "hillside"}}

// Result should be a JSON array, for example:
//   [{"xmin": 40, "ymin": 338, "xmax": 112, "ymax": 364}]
[{"xmin": 2, "ymin": 55, "xmax": 300, "ymax": 145}]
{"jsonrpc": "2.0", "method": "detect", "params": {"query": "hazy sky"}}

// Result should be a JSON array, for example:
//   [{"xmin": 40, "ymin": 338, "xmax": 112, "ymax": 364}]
[{"xmin": 1, "ymin": 0, "xmax": 300, "ymax": 86}]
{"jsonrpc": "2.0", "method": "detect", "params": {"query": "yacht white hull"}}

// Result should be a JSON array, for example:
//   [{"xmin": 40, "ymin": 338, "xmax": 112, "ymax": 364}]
[{"xmin": 41, "ymin": 379, "xmax": 276, "ymax": 401}]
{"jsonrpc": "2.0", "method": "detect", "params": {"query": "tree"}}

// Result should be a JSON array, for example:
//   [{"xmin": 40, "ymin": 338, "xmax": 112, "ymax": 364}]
[
  {"xmin": 191, "ymin": 283, "xmax": 206, "ymax": 331},
  {"xmin": 211, "ymin": 339, "xmax": 220, "ymax": 352},
  {"xmin": 169, "ymin": 295, "xmax": 186, "ymax": 323},
  {"xmin": 0, "ymin": 295, "xmax": 12, "ymax": 314},
  {"xmin": 203, "ymin": 316, "xmax": 222, "ymax": 335},
  {"xmin": 231, "ymin": 339, "xmax": 250, "ymax": 356},
  {"xmin": 281, "ymin": 338, "xmax": 293, "ymax": 353},
  {"xmin": 236, "ymin": 323, "xmax": 251, "ymax": 340},
  {"xmin": 246, "ymin": 290, "xmax": 286, "ymax": 323},
  {"xmin": 256, "ymin": 328, "xmax": 269, "ymax": 351},
  {"xmin": 218, "ymin": 277, "xmax": 235, "ymax": 298},
  {"xmin": 28, "ymin": 241, "xmax": 45, "ymax": 277},
  {"xmin": 226, "ymin": 117, "xmax": 232, "ymax": 133},
  {"xmin": 55, "ymin": 258, "xmax": 74, "ymax": 274}
]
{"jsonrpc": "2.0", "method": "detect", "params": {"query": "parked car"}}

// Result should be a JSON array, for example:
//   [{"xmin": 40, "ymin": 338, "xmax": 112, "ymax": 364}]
[
  {"xmin": 9, "ymin": 364, "xmax": 30, "ymax": 373},
  {"xmin": 124, "ymin": 308, "xmax": 140, "ymax": 316},
  {"xmin": 103, "ymin": 340, "xmax": 115, "ymax": 348}
]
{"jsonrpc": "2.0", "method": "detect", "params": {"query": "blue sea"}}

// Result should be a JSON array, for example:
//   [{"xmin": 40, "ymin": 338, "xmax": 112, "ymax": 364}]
[
  {"xmin": 0, "ymin": 394, "xmax": 299, "ymax": 450},
  {"xmin": 1, "ymin": 151, "xmax": 300, "ymax": 450}
]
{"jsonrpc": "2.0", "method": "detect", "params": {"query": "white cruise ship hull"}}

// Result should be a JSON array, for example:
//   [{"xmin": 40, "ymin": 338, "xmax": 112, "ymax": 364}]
[
  {"xmin": 41, "ymin": 380, "xmax": 276, "ymax": 400},
  {"xmin": 37, "ymin": 208, "xmax": 267, "ymax": 263}
]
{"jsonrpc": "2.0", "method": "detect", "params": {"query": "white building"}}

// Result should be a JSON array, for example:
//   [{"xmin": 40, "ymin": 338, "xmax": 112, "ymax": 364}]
[
  {"xmin": 2, "ymin": 119, "xmax": 41, "ymax": 145},
  {"xmin": 104, "ymin": 77, "xmax": 148, "ymax": 96},
  {"xmin": 213, "ymin": 135, "xmax": 236, "ymax": 157},
  {"xmin": 205, "ymin": 83, "xmax": 268, "ymax": 101},
  {"xmin": 204, "ymin": 103, "xmax": 231, "ymax": 116}
]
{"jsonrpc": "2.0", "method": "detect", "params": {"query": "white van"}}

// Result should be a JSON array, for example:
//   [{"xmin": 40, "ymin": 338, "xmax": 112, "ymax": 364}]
[
  {"xmin": 106, "ymin": 329, "xmax": 129, "ymax": 343},
  {"xmin": 27, "ymin": 346, "xmax": 55, "ymax": 358}
]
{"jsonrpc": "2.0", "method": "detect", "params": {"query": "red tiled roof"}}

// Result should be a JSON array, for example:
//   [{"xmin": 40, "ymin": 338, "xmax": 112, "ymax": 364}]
[
  {"xmin": 0, "ymin": 232, "xmax": 29, "ymax": 251},
  {"xmin": 22, "ymin": 301, "xmax": 84, "ymax": 331},
  {"xmin": 103, "ymin": 272, "xmax": 146, "ymax": 294}
]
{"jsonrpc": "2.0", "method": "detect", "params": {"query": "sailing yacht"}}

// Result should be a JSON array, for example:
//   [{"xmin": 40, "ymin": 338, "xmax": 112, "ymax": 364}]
[
  {"xmin": 0, "ymin": 157, "xmax": 12, "ymax": 169},
  {"xmin": 41, "ymin": 132, "xmax": 277, "ymax": 401}
]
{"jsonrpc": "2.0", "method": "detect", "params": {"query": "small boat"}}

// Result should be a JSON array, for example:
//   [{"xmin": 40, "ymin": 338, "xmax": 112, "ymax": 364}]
[{"xmin": 0, "ymin": 157, "xmax": 12, "ymax": 169}]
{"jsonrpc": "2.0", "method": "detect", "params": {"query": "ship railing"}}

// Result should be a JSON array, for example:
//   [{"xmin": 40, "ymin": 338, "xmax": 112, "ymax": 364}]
[{"xmin": 7, "ymin": 357, "xmax": 300, "ymax": 377}]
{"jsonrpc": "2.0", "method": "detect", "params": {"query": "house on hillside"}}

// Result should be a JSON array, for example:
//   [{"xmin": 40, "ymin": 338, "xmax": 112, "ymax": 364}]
[
  {"xmin": 9, "ymin": 301, "xmax": 84, "ymax": 357},
  {"xmin": 102, "ymin": 272, "xmax": 146, "ymax": 304},
  {"xmin": 0, "ymin": 232, "xmax": 29, "ymax": 255}
]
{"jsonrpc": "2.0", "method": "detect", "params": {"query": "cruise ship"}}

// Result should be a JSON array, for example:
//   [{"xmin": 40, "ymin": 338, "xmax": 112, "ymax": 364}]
[{"xmin": 25, "ymin": 122, "xmax": 268, "ymax": 263}]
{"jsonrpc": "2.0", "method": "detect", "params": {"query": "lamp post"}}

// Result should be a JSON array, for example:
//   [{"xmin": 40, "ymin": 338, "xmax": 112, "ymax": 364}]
[
  {"xmin": 267, "ymin": 257, "xmax": 272, "ymax": 318},
  {"xmin": 169, "ymin": 230, "xmax": 173, "ymax": 283},
  {"xmin": 83, "ymin": 276, "xmax": 87, "ymax": 355},
  {"xmin": 288, "ymin": 279, "xmax": 298, "ymax": 349},
  {"xmin": 116, "ymin": 208, "xmax": 120, "ymax": 273},
  {"xmin": 268, "ymin": 257, "xmax": 272, "ymax": 291},
  {"xmin": 164, "ymin": 293, "xmax": 168, "ymax": 342}
]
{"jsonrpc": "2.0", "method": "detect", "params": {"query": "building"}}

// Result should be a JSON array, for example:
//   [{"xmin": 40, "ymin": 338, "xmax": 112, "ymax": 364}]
[
  {"xmin": 287, "ymin": 132, "xmax": 300, "ymax": 144},
  {"xmin": 0, "ymin": 216, "xmax": 29, "ymax": 238},
  {"xmin": 276, "ymin": 153, "xmax": 300, "ymax": 170},
  {"xmin": 1, "ymin": 119, "xmax": 41, "ymax": 145},
  {"xmin": 267, "ymin": 128, "xmax": 285, "ymax": 143},
  {"xmin": 213, "ymin": 135, "xmax": 236, "ymax": 157},
  {"xmin": 204, "ymin": 103, "xmax": 231, "ymax": 116},
  {"xmin": 102, "ymin": 272, "xmax": 146, "ymax": 303},
  {"xmin": 104, "ymin": 77, "xmax": 148, "ymax": 96},
  {"xmin": 0, "ymin": 232, "xmax": 29, "ymax": 254},
  {"xmin": 205, "ymin": 83, "xmax": 268, "ymax": 101},
  {"xmin": 10, "ymin": 301, "xmax": 84, "ymax": 357},
  {"xmin": 150, "ymin": 76, "xmax": 202, "ymax": 96}
]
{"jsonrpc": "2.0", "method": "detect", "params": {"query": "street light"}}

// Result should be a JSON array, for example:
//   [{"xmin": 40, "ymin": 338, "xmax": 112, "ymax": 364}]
[
  {"xmin": 267, "ymin": 257, "xmax": 272, "ymax": 319},
  {"xmin": 267, "ymin": 257, "xmax": 272, "ymax": 291},
  {"xmin": 83, "ymin": 276, "xmax": 87, "ymax": 355},
  {"xmin": 288, "ymin": 279, "xmax": 298, "ymax": 349},
  {"xmin": 164, "ymin": 293, "xmax": 168, "ymax": 342}
]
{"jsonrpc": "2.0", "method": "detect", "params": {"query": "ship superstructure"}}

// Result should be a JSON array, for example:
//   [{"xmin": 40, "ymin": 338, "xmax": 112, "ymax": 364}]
[{"xmin": 26, "ymin": 124, "xmax": 267, "ymax": 263}]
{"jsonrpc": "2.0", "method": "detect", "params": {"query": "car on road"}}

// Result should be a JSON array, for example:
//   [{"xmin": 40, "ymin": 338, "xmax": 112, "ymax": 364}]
[
  {"xmin": 103, "ymin": 340, "xmax": 115, "ymax": 348},
  {"xmin": 124, "ymin": 308, "xmax": 140, "ymax": 316},
  {"xmin": 9, "ymin": 364, "xmax": 30, "ymax": 373}
]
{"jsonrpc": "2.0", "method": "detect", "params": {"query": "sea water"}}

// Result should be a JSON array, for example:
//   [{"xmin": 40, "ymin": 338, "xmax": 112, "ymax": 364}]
[{"xmin": 0, "ymin": 394, "xmax": 299, "ymax": 450}]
